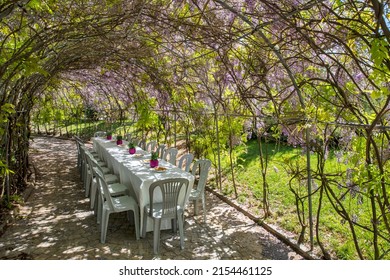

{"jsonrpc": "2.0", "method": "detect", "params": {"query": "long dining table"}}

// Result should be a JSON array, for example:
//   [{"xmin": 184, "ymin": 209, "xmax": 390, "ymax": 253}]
[{"xmin": 92, "ymin": 137, "xmax": 195, "ymax": 233}]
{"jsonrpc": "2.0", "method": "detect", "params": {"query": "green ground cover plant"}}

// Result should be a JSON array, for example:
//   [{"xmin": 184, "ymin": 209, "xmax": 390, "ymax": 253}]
[{"xmin": 217, "ymin": 138, "xmax": 389, "ymax": 259}]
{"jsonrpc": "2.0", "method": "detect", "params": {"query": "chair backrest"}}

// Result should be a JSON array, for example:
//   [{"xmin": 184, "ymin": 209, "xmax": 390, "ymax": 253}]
[
  {"xmin": 94, "ymin": 131, "xmax": 106, "ymax": 137},
  {"xmin": 74, "ymin": 135, "xmax": 84, "ymax": 144},
  {"xmin": 148, "ymin": 178, "xmax": 189, "ymax": 219},
  {"xmin": 177, "ymin": 153, "xmax": 194, "ymax": 172},
  {"xmin": 146, "ymin": 140, "xmax": 157, "ymax": 152},
  {"xmin": 125, "ymin": 133, "xmax": 132, "ymax": 141},
  {"xmin": 93, "ymin": 167, "xmax": 115, "ymax": 211},
  {"xmin": 163, "ymin": 147, "xmax": 178, "ymax": 165},
  {"xmin": 75, "ymin": 138, "xmax": 83, "ymax": 158},
  {"xmin": 131, "ymin": 137, "xmax": 139, "ymax": 146},
  {"xmin": 75, "ymin": 138, "xmax": 82, "ymax": 149},
  {"xmin": 138, "ymin": 139, "xmax": 146, "ymax": 150},
  {"xmin": 84, "ymin": 148, "xmax": 104, "ymax": 177},
  {"xmin": 75, "ymin": 138, "xmax": 84, "ymax": 160},
  {"xmin": 191, "ymin": 159, "xmax": 211, "ymax": 193},
  {"xmin": 79, "ymin": 145, "xmax": 95, "ymax": 180},
  {"xmin": 156, "ymin": 144, "xmax": 166, "ymax": 159},
  {"xmin": 79, "ymin": 143, "xmax": 88, "ymax": 165}
]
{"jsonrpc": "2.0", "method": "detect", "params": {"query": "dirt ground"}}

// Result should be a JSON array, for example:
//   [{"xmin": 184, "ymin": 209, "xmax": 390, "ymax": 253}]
[{"xmin": 0, "ymin": 136, "xmax": 306, "ymax": 260}]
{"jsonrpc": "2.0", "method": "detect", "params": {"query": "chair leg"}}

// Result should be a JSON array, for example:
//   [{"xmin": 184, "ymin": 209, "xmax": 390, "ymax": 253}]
[
  {"xmin": 82, "ymin": 166, "xmax": 86, "ymax": 186},
  {"xmin": 97, "ymin": 195, "xmax": 102, "ymax": 225},
  {"xmin": 153, "ymin": 219, "xmax": 162, "ymax": 255},
  {"xmin": 77, "ymin": 154, "xmax": 81, "ymax": 170},
  {"xmin": 171, "ymin": 218, "xmax": 177, "ymax": 234},
  {"xmin": 85, "ymin": 174, "xmax": 91, "ymax": 198},
  {"xmin": 194, "ymin": 199, "xmax": 199, "ymax": 215},
  {"xmin": 132, "ymin": 207, "xmax": 140, "ymax": 240},
  {"xmin": 90, "ymin": 182, "xmax": 97, "ymax": 210},
  {"xmin": 202, "ymin": 194, "xmax": 206, "ymax": 223},
  {"xmin": 100, "ymin": 209, "xmax": 110, "ymax": 243},
  {"xmin": 142, "ymin": 210, "xmax": 148, "ymax": 238},
  {"xmin": 177, "ymin": 212, "xmax": 185, "ymax": 250},
  {"xmin": 82, "ymin": 164, "xmax": 87, "ymax": 182},
  {"xmin": 80, "ymin": 162, "xmax": 85, "ymax": 181}
]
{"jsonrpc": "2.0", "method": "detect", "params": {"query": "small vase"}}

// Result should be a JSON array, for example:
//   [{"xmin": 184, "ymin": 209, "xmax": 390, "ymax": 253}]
[
  {"xmin": 129, "ymin": 147, "xmax": 136, "ymax": 154},
  {"xmin": 107, "ymin": 135, "xmax": 112, "ymax": 140},
  {"xmin": 117, "ymin": 139, "xmax": 123, "ymax": 145},
  {"xmin": 150, "ymin": 159, "xmax": 159, "ymax": 168}
]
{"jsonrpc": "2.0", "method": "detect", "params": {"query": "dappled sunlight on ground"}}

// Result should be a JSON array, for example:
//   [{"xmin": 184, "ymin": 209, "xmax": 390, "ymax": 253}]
[{"xmin": 0, "ymin": 136, "xmax": 303, "ymax": 260}]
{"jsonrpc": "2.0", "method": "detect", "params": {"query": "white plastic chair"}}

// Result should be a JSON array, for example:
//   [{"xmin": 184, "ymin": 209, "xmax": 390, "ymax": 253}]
[
  {"xmin": 79, "ymin": 145, "xmax": 97, "ymax": 193},
  {"xmin": 85, "ymin": 150, "xmax": 120, "ymax": 211},
  {"xmin": 131, "ymin": 137, "xmax": 139, "ymax": 145},
  {"xmin": 74, "ymin": 137, "xmax": 83, "ymax": 173},
  {"xmin": 142, "ymin": 178, "xmax": 189, "ymax": 254},
  {"xmin": 82, "ymin": 146, "xmax": 111, "ymax": 181},
  {"xmin": 177, "ymin": 153, "xmax": 194, "ymax": 172},
  {"xmin": 163, "ymin": 147, "xmax": 178, "ymax": 165},
  {"xmin": 189, "ymin": 159, "xmax": 211, "ymax": 223},
  {"xmin": 146, "ymin": 140, "xmax": 157, "ymax": 152},
  {"xmin": 76, "ymin": 138, "xmax": 101, "ymax": 181},
  {"xmin": 125, "ymin": 133, "xmax": 132, "ymax": 142},
  {"xmin": 79, "ymin": 143, "xmax": 104, "ymax": 181},
  {"xmin": 94, "ymin": 131, "xmax": 106, "ymax": 137},
  {"xmin": 156, "ymin": 144, "xmax": 166, "ymax": 159},
  {"xmin": 94, "ymin": 168, "xmax": 140, "ymax": 243},
  {"xmin": 76, "ymin": 136, "xmax": 103, "ymax": 165},
  {"xmin": 138, "ymin": 139, "xmax": 146, "ymax": 150},
  {"xmin": 90, "ymin": 166, "xmax": 128, "ymax": 225}
]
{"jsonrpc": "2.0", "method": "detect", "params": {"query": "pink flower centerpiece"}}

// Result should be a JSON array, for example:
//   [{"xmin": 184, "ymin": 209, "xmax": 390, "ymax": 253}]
[
  {"xmin": 128, "ymin": 142, "xmax": 136, "ymax": 154},
  {"xmin": 116, "ymin": 135, "xmax": 123, "ymax": 145},
  {"xmin": 150, "ymin": 151, "xmax": 159, "ymax": 168}
]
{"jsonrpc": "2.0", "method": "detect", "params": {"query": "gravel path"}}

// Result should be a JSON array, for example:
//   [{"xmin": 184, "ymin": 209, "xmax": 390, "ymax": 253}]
[{"xmin": 0, "ymin": 136, "xmax": 304, "ymax": 260}]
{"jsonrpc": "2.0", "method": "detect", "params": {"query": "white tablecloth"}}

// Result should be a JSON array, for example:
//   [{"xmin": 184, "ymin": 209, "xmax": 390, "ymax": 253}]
[{"xmin": 92, "ymin": 137, "xmax": 194, "ymax": 233}]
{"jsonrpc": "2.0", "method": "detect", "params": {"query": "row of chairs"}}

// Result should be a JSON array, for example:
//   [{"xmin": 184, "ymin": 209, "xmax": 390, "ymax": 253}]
[
  {"xmin": 76, "ymin": 137, "xmax": 211, "ymax": 254},
  {"xmin": 75, "ymin": 137, "xmax": 136, "ymax": 244}
]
